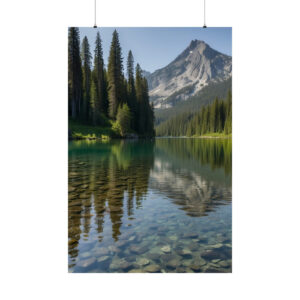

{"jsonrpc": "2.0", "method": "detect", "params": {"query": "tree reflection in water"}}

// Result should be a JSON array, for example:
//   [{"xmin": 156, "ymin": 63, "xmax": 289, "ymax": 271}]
[
  {"xmin": 68, "ymin": 140, "xmax": 154, "ymax": 263},
  {"xmin": 68, "ymin": 138, "xmax": 231, "ymax": 266}
]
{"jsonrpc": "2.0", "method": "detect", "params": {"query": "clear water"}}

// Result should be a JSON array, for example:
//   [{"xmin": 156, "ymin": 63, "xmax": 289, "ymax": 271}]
[{"xmin": 68, "ymin": 138, "xmax": 232, "ymax": 273}]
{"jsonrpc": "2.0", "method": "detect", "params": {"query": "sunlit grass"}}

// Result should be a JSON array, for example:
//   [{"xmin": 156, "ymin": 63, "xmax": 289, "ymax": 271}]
[
  {"xmin": 195, "ymin": 132, "xmax": 232, "ymax": 138},
  {"xmin": 69, "ymin": 119, "xmax": 116, "ymax": 140}
]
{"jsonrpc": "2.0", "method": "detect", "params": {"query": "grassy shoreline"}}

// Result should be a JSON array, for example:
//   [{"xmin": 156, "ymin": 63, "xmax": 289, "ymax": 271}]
[
  {"xmin": 195, "ymin": 133, "xmax": 232, "ymax": 138},
  {"xmin": 69, "ymin": 119, "xmax": 115, "ymax": 140},
  {"xmin": 156, "ymin": 133, "xmax": 232, "ymax": 139},
  {"xmin": 69, "ymin": 120, "xmax": 231, "ymax": 140},
  {"xmin": 69, "ymin": 119, "xmax": 151, "ymax": 140}
]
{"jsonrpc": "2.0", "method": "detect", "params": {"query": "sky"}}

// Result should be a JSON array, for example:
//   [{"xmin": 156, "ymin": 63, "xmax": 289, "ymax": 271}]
[{"xmin": 78, "ymin": 27, "xmax": 232, "ymax": 73}]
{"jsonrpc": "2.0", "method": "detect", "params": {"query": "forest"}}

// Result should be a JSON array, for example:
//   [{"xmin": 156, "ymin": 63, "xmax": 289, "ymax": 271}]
[
  {"xmin": 68, "ymin": 27, "xmax": 155, "ymax": 138},
  {"xmin": 154, "ymin": 78, "xmax": 232, "ymax": 125},
  {"xmin": 156, "ymin": 90, "xmax": 232, "ymax": 137}
]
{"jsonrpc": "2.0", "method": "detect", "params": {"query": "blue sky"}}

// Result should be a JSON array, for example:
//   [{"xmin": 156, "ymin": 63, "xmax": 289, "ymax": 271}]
[{"xmin": 78, "ymin": 27, "xmax": 232, "ymax": 73}]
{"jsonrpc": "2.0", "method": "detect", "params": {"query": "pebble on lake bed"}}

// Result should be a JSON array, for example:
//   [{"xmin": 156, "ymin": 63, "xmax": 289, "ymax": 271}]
[
  {"xmin": 161, "ymin": 245, "xmax": 171, "ymax": 253},
  {"xmin": 128, "ymin": 269, "xmax": 144, "ymax": 273},
  {"xmin": 144, "ymin": 264, "xmax": 161, "ymax": 273},
  {"xmin": 97, "ymin": 256, "xmax": 110, "ymax": 263},
  {"xmin": 77, "ymin": 257, "xmax": 96, "ymax": 268},
  {"xmin": 136, "ymin": 258, "xmax": 150, "ymax": 266}
]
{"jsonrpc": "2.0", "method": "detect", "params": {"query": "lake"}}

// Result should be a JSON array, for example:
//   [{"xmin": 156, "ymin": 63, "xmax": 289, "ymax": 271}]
[{"xmin": 68, "ymin": 138, "xmax": 232, "ymax": 273}]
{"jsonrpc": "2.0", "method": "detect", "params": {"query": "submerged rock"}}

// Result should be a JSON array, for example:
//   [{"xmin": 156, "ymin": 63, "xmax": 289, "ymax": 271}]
[
  {"xmin": 188, "ymin": 242, "xmax": 199, "ymax": 251},
  {"xmin": 201, "ymin": 249, "xmax": 221, "ymax": 260},
  {"xmin": 178, "ymin": 248, "xmax": 192, "ymax": 258},
  {"xmin": 125, "ymin": 255, "xmax": 137, "ymax": 262},
  {"xmin": 147, "ymin": 253, "xmax": 161, "ymax": 261},
  {"xmin": 97, "ymin": 256, "xmax": 110, "ymax": 263},
  {"xmin": 136, "ymin": 257, "xmax": 150, "ymax": 266},
  {"xmin": 129, "ymin": 236, "xmax": 136, "ymax": 242},
  {"xmin": 119, "ymin": 260, "xmax": 133, "ymax": 271},
  {"xmin": 108, "ymin": 245, "xmax": 120, "ymax": 253},
  {"xmin": 210, "ymin": 243, "xmax": 223, "ymax": 249},
  {"xmin": 166, "ymin": 258, "xmax": 181, "ymax": 269},
  {"xmin": 128, "ymin": 269, "xmax": 144, "ymax": 273},
  {"xmin": 77, "ymin": 257, "xmax": 96, "ymax": 268},
  {"xmin": 182, "ymin": 259, "xmax": 193, "ymax": 267},
  {"xmin": 218, "ymin": 260, "xmax": 231, "ymax": 268},
  {"xmin": 169, "ymin": 235, "xmax": 178, "ymax": 241},
  {"xmin": 144, "ymin": 264, "xmax": 161, "ymax": 273},
  {"xmin": 161, "ymin": 245, "xmax": 171, "ymax": 253},
  {"xmin": 189, "ymin": 258, "xmax": 207, "ymax": 270},
  {"xmin": 129, "ymin": 245, "xmax": 148, "ymax": 255},
  {"xmin": 190, "ymin": 264, "xmax": 202, "ymax": 271}
]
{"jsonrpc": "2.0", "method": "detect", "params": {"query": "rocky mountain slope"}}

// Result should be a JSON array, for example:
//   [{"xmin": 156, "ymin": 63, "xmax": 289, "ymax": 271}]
[{"xmin": 146, "ymin": 40, "xmax": 232, "ymax": 108}]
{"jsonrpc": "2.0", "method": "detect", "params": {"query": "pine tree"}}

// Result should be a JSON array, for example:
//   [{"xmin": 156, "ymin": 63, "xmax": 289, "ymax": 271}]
[
  {"xmin": 200, "ymin": 107, "xmax": 207, "ymax": 135},
  {"xmin": 90, "ymin": 69, "xmax": 97, "ymax": 125},
  {"xmin": 107, "ymin": 30, "xmax": 123, "ymax": 119},
  {"xmin": 103, "ymin": 69, "xmax": 109, "ymax": 116},
  {"xmin": 68, "ymin": 27, "xmax": 82, "ymax": 119},
  {"xmin": 148, "ymin": 102, "xmax": 155, "ymax": 137},
  {"xmin": 126, "ymin": 50, "xmax": 137, "ymax": 130},
  {"xmin": 116, "ymin": 104, "xmax": 132, "ymax": 137},
  {"xmin": 81, "ymin": 36, "xmax": 92, "ymax": 122},
  {"xmin": 93, "ymin": 31, "xmax": 105, "ymax": 123},
  {"xmin": 224, "ymin": 90, "xmax": 232, "ymax": 134},
  {"xmin": 135, "ymin": 63, "xmax": 144, "ymax": 134},
  {"xmin": 210, "ymin": 97, "xmax": 218, "ymax": 133}
]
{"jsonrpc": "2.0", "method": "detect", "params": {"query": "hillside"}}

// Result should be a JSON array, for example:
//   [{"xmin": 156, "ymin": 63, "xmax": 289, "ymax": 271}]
[{"xmin": 155, "ymin": 77, "xmax": 232, "ymax": 125}]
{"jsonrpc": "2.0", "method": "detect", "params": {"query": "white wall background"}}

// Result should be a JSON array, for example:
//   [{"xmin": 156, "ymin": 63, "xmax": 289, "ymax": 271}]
[{"xmin": 0, "ymin": 0, "xmax": 299, "ymax": 299}]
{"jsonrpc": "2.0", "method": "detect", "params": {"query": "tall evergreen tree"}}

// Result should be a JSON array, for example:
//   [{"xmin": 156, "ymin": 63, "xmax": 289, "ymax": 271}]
[
  {"xmin": 135, "ymin": 63, "xmax": 145, "ymax": 134},
  {"xmin": 116, "ymin": 104, "xmax": 132, "ymax": 137},
  {"xmin": 126, "ymin": 50, "xmax": 137, "ymax": 129},
  {"xmin": 107, "ymin": 30, "xmax": 123, "ymax": 119},
  {"xmin": 93, "ymin": 32, "xmax": 105, "ymax": 122},
  {"xmin": 81, "ymin": 36, "xmax": 92, "ymax": 122},
  {"xmin": 90, "ymin": 70, "xmax": 98, "ymax": 125},
  {"xmin": 142, "ymin": 77, "xmax": 154, "ymax": 136},
  {"xmin": 103, "ymin": 69, "xmax": 109, "ymax": 116},
  {"xmin": 210, "ymin": 97, "xmax": 218, "ymax": 132},
  {"xmin": 135, "ymin": 64, "xmax": 155, "ymax": 136},
  {"xmin": 68, "ymin": 27, "xmax": 82, "ymax": 119},
  {"xmin": 224, "ymin": 90, "xmax": 232, "ymax": 134}
]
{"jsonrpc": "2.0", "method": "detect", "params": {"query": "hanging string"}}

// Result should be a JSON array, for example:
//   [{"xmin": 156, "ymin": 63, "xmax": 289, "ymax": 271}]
[
  {"xmin": 93, "ymin": 0, "xmax": 97, "ymax": 28},
  {"xmin": 203, "ymin": 0, "xmax": 207, "ymax": 28}
]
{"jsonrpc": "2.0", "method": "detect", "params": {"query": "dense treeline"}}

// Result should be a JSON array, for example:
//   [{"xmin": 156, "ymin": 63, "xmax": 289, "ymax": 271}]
[
  {"xmin": 155, "ymin": 77, "xmax": 232, "ymax": 125},
  {"xmin": 68, "ymin": 27, "xmax": 155, "ymax": 137},
  {"xmin": 156, "ymin": 90, "xmax": 232, "ymax": 136}
]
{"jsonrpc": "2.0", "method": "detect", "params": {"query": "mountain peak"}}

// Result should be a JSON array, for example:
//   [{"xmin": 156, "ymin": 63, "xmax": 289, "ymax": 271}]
[
  {"xmin": 173, "ymin": 40, "xmax": 212, "ymax": 64},
  {"xmin": 189, "ymin": 39, "xmax": 205, "ymax": 47},
  {"xmin": 146, "ymin": 40, "xmax": 232, "ymax": 108}
]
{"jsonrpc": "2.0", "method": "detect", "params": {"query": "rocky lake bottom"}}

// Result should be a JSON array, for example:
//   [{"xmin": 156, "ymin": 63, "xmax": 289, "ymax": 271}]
[{"xmin": 68, "ymin": 138, "xmax": 232, "ymax": 273}]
